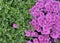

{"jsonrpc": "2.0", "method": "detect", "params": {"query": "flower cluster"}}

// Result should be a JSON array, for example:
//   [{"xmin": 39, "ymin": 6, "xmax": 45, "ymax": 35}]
[{"xmin": 25, "ymin": 0, "xmax": 60, "ymax": 43}]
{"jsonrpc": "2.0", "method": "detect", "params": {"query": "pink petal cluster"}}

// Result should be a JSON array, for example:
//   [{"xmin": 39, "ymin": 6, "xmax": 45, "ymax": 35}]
[{"xmin": 25, "ymin": 0, "xmax": 60, "ymax": 43}]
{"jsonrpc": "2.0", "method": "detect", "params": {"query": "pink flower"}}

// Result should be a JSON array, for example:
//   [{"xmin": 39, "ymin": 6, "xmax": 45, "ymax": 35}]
[
  {"xmin": 50, "ymin": 31, "xmax": 59, "ymax": 39},
  {"xmin": 26, "ymin": 41, "xmax": 32, "ymax": 43},
  {"xmin": 37, "ymin": 17, "xmax": 44, "ymax": 27},
  {"xmin": 45, "ymin": 2, "xmax": 54, "ymax": 13},
  {"xmin": 38, "ymin": 35, "xmax": 44, "ymax": 41},
  {"xmin": 13, "ymin": 23, "xmax": 18, "ymax": 28},
  {"xmin": 29, "ymin": 19, "xmax": 41, "ymax": 32},
  {"xmin": 29, "ymin": 6, "xmax": 39, "ymax": 18},
  {"xmin": 31, "ymin": 31, "xmax": 38, "ymax": 37},
  {"xmin": 41, "ymin": 30, "xmax": 50, "ymax": 34},
  {"xmin": 45, "ymin": 13, "xmax": 53, "ymax": 22},
  {"xmin": 33, "ymin": 38, "xmax": 39, "ymax": 43},
  {"xmin": 29, "ymin": 19, "xmax": 37, "ymax": 27},
  {"xmin": 25, "ymin": 30, "xmax": 32, "ymax": 37},
  {"xmin": 43, "ymin": 35, "xmax": 50, "ymax": 41},
  {"xmin": 54, "ymin": 38, "xmax": 58, "ymax": 43},
  {"xmin": 35, "ymin": 1, "xmax": 44, "ymax": 9}
]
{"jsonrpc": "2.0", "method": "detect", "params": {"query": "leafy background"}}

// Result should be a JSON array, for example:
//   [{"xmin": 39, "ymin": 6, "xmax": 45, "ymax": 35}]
[
  {"xmin": 0, "ymin": 0, "xmax": 37, "ymax": 43},
  {"xmin": 0, "ymin": 0, "xmax": 60, "ymax": 43}
]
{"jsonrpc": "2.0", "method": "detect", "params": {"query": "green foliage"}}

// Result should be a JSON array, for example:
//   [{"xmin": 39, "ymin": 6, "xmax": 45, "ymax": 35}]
[{"xmin": 0, "ymin": 0, "xmax": 37, "ymax": 43}]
